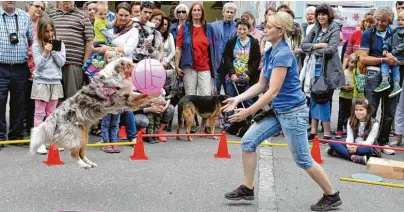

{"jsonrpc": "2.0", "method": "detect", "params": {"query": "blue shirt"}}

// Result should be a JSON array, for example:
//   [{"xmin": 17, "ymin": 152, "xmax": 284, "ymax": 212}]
[
  {"xmin": 263, "ymin": 40, "xmax": 306, "ymax": 112},
  {"xmin": 360, "ymin": 27, "xmax": 392, "ymax": 58},
  {"xmin": 0, "ymin": 8, "xmax": 33, "ymax": 64},
  {"xmin": 223, "ymin": 21, "xmax": 232, "ymax": 47}
]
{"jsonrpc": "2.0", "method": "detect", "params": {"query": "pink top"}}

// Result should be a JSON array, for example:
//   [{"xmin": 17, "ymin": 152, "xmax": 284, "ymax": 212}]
[{"xmin": 250, "ymin": 28, "xmax": 263, "ymax": 41}]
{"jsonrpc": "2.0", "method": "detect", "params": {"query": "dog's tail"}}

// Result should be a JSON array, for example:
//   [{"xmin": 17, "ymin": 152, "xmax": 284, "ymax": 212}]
[{"xmin": 29, "ymin": 120, "xmax": 56, "ymax": 156}]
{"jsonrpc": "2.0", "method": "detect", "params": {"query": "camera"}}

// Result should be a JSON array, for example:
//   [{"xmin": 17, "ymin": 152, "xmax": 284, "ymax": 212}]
[{"xmin": 9, "ymin": 33, "xmax": 19, "ymax": 45}]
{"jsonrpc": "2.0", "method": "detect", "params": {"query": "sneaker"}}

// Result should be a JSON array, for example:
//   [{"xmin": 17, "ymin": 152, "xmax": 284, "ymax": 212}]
[
  {"xmin": 311, "ymin": 191, "xmax": 342, "ymax": 211},
  {"xmin": 308, "ymin": 133, "xmax": 317, "ymax": 141},
  {"xmin": 224, "ymin": 185, "xmax": 254, "ymax": 201},
  {"xmin": 374, "ymin": 80, "xmax": 390, "ymax": 92},
  {"xmin": 103, "ymin": 146, "xmax": 114, "ymax": 153},
  {"xmin": 388, "ymin": 86, "xmax": 403, "ymax": 98},
  {"xmin": 112, "ymin": 145, "xmax": 120, "ymax": 153},
  {"xmin": 37, "ymin": 144, "xmax": 47, "ymax": 155},
  {"xmin": 351, "ymin": 155, "xmax": 367, "ymax": 165},
  {"xmin": 326, "ymin": 147, "xmax": 337, "ymax": 157},
  {"xmin": 335, "ymin": 130, "xmax": 343, "ymax": 139},
  {"xmin": 144, "ymin": 137, "xmax": 156, "ymax": 144},
  {"xmin": 381, "ymin": 145, "xmax": 395, "ymax": 155}
]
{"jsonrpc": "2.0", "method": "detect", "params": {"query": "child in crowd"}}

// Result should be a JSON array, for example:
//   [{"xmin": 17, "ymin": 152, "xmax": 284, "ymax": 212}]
[
  {"xmin": 31, "ymin": 17, "xmax": 66, "ymax": 154},
  {"xmin": 336, "ymin": 53, "xmax": 355, "ymax": 139},
  {"xmin": 101, "ymin": 50, "xmax": 123, "ymax": 153},
  {"xmin": 144, "ymin": 88, "xmax": 170, "ymax": 144},
  {"xmin": 375, "ymin": 10, "xmax": 404, "ymax": 97},
  {"xmin": 93, "ymin": 2, "xmax": 116, "ymax": 47},
  {"xmin": 327, "ymin": 98, "xmax": 379, "ymax": 165}
]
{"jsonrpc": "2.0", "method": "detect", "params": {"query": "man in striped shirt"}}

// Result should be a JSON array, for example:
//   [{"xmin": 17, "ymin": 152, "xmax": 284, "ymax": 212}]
[
  {"xmin": 0, "ymin": 1, "xmax": 33, "ymax": 145},
  {"xmin": 49, "ymin": 1, "xmax": 94, "ymax": 99}
]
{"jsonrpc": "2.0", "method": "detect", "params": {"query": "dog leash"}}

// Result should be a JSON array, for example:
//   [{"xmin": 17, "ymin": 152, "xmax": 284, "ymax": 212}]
[{"xmin": 231, "ymin": 82, "xmax": 246, "ymax": 109}]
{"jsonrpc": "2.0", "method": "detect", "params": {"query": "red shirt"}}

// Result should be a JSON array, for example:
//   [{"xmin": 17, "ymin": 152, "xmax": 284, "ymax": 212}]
[
  {"xmin": 176, "ymin": 25, "xmax": 210, "ymax": 71},
  {"xmin": 344, "ymin": 30, "xmax": 363, "ymax": 58}
]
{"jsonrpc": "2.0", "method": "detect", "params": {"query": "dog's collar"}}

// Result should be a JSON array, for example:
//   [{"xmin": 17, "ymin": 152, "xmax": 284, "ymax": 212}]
[{"xmin": 96, "ymin": 82, "xmax": 118, "ymax": 102}]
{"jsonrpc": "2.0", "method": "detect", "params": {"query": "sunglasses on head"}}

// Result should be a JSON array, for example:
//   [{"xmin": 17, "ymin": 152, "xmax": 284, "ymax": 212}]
[{"xmin": 177, "ymin": 10, "xmax": 186, "ymax": 14}]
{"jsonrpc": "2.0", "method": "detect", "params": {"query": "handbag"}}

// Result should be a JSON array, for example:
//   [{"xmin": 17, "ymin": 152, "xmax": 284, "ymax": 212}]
[
  {"xmin": 299, "ymin": 53, "xmax": 316, "ymax": 96},
  {"xmin": 310, "ymin": 52, "xmax": 330, "ymax": 104}
]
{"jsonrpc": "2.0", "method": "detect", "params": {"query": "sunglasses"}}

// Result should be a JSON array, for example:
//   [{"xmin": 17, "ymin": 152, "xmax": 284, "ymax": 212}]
[
  {"xmin": 32, "ymin": 4, "xmax": 44, "ymax": 10},
  {"xmin": 177, "ymin": 10, "xmax": 186, "ymax": 14}
]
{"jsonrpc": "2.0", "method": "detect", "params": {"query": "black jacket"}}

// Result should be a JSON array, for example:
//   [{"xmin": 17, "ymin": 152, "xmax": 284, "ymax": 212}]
[{"xmin": 222, "ymin": 34, "xmax": 261, "ymax": 85}]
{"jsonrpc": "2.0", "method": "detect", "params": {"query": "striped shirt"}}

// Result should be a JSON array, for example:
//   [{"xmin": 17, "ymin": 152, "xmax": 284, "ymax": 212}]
[
  {"xmin": 0, "ymin": 8, "xmax": 33, "ymax": 64},
  {"xmin": 49, "ymin": 8, "xmax": 94, "ymax": 67}
]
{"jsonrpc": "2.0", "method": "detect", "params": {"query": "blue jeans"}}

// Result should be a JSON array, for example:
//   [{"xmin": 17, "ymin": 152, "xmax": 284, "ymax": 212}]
[
  {"xmin": 241, "ymin": 106, "xmax": 313, "ymax": 169},
  {"xmin": 102, "ymin": 113, "xmax": 121, "ymax": 143},
  {"xmin": 365, "ymin": 68, "xmax": 398, "ymax": 145},
  {"xmin": 0, "ymin": 63, "xmax": 29, "ymax": 141},
  {"xmin": 328, "ymin": 143, "xmax": 373, "ymax": 160},
  {"xmin": 381, "ymin": 55, "xmax": 404, "ymax": 83},
  {"xmin": 122, "ymin": 111, "xmax": 137, "ymax": 140}
]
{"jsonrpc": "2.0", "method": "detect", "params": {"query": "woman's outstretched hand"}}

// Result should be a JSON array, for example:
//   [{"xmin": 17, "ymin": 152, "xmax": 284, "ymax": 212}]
[
  {"xmin": 222, "ymin": 97, "xmax": 239, "ymax": 113},
  {"xmin": 228, "ymin": 108, "xmax": 251, "ymax": 123}
]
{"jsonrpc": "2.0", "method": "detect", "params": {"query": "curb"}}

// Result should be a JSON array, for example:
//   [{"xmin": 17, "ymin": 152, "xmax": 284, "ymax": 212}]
[{"xmin": 258, "ymin": 142, "xmax": 277, "ymax": 212}]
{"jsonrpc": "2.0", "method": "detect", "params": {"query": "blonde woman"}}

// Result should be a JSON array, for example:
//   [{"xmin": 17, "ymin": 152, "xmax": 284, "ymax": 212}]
[{"xmin": 222, "ymin": 12, "xmax": 342, "ymax": 211}]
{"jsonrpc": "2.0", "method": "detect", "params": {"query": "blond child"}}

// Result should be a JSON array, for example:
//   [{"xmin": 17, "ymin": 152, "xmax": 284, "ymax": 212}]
[{"xmin": 93, "ymin": 2, "xmax": 115, "ymax": 47}]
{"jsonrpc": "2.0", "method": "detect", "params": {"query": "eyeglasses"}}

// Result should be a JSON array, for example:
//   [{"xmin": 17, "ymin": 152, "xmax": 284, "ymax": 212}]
[
  {"xmin": 177, "ymin": 10, "xmax": 186, "ymax": 14},
  {"xmin": 32, "ymin": 4, "xmax": 44, "ymax": 10}
]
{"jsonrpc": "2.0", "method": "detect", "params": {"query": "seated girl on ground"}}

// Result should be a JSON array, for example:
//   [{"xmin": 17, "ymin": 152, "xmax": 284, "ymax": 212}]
[{"xmin": 326, "ymin": 98, "xmax": 379, "ymax": 165}]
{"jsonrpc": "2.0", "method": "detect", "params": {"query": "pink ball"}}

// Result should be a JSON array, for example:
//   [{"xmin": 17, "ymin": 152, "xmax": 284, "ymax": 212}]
[{"xmin": 131, "ymin": 59, "xmax": 166, "ymax": 94}]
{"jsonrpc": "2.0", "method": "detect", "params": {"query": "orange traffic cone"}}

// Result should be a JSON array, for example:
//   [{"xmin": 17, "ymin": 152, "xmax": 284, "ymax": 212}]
[
  {"xmin": 311, "ymin": 136, "xmax": 324, "ymax": 165},
  {"xmin": 43, "ymin": 144, "xmax": 64, "ymax": 166},
  {"xmin": 119, "ymin": 126, "xmax": 127, "ymax": 140},
  {"xmin": 214, "ymin": 131, "xmax": 231, "ymax": 159},
  {"xmin": 130, "ymin": 131, "xmax": 148, "ymax": 160}
]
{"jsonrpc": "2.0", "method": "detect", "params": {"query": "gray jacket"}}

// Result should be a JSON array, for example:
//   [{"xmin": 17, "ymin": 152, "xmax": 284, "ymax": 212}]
[
  {"xmin": 32, "ymin": 42, "xmax": 66, "ymax": 84},
  {"xmin": 301, "ymin": 21, "xmax": 345, "ymax": 90},
  {"xmin": 384, "ymin": 27, "xmax": 404, "ymax": 56}
]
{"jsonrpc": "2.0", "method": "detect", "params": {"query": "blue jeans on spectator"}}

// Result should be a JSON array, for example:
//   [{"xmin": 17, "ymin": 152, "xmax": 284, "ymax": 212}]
[
  {"xmin": 102, "ymin": 113, "xmax": 121, "ymax": 143},
  {"xmin": 0, "ymin": 63, "xmax": 29, "ymax": 141},
  {"xmin": 381, "ymin": 55, "xmax": 404, "ymax": 83},
  {"xmin": 122, "ymin": 111, "xmax": 137, "ymax": 141},
  {"xmin": 365, "ymin": 68, "xmax": 398, "ymax": 146},
  {"xmin": 241, "ymin": 105, "xmax": 313, "ymax": 169},
  {"xmin": 328, "ymin": 143, "xmax": 373, "ymax": 160}
]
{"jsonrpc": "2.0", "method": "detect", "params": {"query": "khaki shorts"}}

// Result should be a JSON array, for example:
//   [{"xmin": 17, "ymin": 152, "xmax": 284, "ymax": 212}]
[{"xmin": 183, "ymin": 68, "xmax": 212, "ymax": 96}]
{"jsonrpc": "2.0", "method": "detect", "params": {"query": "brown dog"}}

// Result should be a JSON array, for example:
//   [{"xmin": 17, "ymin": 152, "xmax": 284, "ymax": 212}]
[{"xmin": 176, "ymin": 95, "xmax": 228, "ymax": 141}]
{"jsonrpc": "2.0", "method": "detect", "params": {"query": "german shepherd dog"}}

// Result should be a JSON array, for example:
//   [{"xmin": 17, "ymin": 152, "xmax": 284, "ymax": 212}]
[
  {"xmin": 176, "ymin": 95, "xmax": 228, "ymax": 141},
  {"xmin": 29, "ymin": 58, "xmax": 151, "ymax": 169}
]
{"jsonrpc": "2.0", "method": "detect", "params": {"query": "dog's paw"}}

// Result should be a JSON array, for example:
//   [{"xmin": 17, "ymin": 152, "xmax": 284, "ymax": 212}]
[
  {"xmin": 176, "ymin": 137, "xmax": 181, "ymax": 140},
  {"xmin": 83, "ymin": 157, "xmax": 97, "ymax": 168},
  {"xmin": 77, "ymin": 160, "xmax": 92, "ymax": 169},
  {"xmin": 187, "ymin": 137, "xmax": 193, "ymax": 142},
  {"xmin": 88, "ymin": 162, "xmax": 97, "ymax": 168}
]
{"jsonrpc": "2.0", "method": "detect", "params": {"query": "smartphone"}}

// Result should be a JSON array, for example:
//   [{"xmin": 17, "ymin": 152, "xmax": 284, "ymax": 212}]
[{"xmin": 51, "ymin": 40, "xmax": 62, "ymax": 51}]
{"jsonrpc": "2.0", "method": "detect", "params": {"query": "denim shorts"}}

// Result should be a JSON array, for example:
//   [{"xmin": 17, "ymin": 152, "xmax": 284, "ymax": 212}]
[{"xmin": 241, "ymin": 105, "xmax": 314, "ymax": 169}]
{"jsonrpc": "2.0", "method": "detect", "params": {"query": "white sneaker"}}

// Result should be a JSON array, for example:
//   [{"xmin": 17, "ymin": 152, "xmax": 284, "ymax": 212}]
[
  {"xmin": 262, "ymin": 139, "xmax": 270, "ymax": 144},
  {"xmin": 36, "ymin": 144, "xmax": 47, "ymax": 155},
  {"xmin": 382, "ymin": 145, "xmax": 395, "ymax": 155}
]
